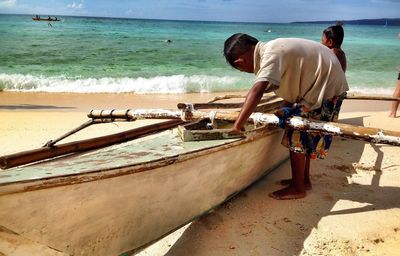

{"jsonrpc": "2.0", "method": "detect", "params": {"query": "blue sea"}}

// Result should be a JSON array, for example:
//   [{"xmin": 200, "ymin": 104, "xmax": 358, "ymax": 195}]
[{"xmin": 0, "ymin": 14, "xmax": 399, "ymax": 94}]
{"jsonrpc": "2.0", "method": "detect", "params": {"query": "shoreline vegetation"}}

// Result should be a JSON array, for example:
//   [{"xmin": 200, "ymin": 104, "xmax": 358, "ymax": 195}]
[{"xmin": 292, "ymin": 18, "xmax": 400, "ymax": 26}]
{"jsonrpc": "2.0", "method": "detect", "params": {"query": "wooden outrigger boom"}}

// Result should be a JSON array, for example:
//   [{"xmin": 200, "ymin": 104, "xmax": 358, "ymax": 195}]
[
  {"xmin": 2, "ymin": 103, "xmax": 400, "ymax": 170},
  {"xmin": 87, "ymin": 108, "xmax": 400, "ymax": 146},
  {"xmin": 345, "ymin": 94, "xmax": 400, "ymax": 101},
  {"xmin": 207, "ymin": 93, "xmax": 400, "ymax": 103}
]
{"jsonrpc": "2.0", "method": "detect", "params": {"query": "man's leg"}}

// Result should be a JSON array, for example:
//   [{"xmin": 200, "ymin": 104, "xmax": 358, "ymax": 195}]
[
  {"xmin": 279, "ymin": 155, "xmax": 312, "ymax": 190},
  {"xmin": 389, "ymin": 79, "xmax": 400, "ymax": 117},
  {"xmin": 270, "ymin": 150, "xmax": 307, "ymax": 200}
]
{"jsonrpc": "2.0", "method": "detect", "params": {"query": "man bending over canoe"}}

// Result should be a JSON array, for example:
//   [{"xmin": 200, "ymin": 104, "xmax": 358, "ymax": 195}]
[{"xmin": 223, "ymin": 34, "xmax": 348, "ymax": 200}]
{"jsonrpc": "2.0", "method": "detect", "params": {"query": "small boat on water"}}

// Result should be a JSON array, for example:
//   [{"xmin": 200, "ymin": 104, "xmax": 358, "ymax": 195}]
[
  {"xmin": 32, "ymin": 16, "xmax": 60, "ymax": 22},
  {"xmin": 0, "ymin": 96, "xmax": 289, "ymax": 255}
]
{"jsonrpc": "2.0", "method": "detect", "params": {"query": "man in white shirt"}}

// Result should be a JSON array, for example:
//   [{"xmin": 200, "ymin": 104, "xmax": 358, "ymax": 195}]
[{"xmin": 223, "ymin": 33, "xmax": 348, "ymax": 199}]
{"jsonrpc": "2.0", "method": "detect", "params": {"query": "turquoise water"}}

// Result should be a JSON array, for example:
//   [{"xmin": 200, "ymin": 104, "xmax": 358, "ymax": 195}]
[{"xmin": 0, "ymin": 14, "xmax": 399, "ymax": 94}]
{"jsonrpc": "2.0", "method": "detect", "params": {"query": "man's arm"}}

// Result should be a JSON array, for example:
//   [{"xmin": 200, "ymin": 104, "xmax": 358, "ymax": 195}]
[{"xmin": 233, "ymin": 81, "xmax": 269, "ymax": 131}]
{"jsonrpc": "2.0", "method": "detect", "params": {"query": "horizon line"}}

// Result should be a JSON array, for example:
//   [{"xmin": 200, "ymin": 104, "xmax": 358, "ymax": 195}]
[{"xmin": 1, "ymin": 12, "xmax": 400, "ymax": 25}]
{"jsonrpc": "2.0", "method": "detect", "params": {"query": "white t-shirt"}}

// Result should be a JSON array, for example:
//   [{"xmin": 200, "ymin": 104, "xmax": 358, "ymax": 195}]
[{"xmin": 254, "ymin": 38, "xmax": 349, "ymax": 110}]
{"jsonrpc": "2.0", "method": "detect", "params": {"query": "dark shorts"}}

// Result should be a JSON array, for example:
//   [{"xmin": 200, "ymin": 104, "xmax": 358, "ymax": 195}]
[
  {"xmin": 281, "ymin": 92, "xmax": 346, "ymax": 159},
  {"xmin": 397, "ymin": 72, "xmax": 400, "ymax": 80}
]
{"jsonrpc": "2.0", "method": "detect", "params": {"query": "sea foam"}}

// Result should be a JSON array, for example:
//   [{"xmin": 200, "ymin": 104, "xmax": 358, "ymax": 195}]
[
  {"xmin": 0, "ymin": 73, "xmax": 243, "ymax": 93},
  {"xmin": 0, "ymin": 73, "xmax": 395, "ymax": 96}
]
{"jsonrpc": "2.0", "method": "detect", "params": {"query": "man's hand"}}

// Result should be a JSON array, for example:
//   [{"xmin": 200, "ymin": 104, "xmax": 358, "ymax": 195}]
[
  {"xmin": 227, "ymin": 127, "xmax": 245, "ymax": 137},
  {"xmin": 274, "ymin": 107, "xmax": 293, "ymax": 129}
]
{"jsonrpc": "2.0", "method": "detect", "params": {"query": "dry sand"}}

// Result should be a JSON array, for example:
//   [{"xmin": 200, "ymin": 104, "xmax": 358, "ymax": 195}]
[{"xmin": 1, "ymin": 92, "xmax": 399, "ymax": 256}]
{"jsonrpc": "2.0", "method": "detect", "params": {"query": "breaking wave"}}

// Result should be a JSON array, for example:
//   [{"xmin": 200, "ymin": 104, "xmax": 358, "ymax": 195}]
[{"xmin": 0, "ymin": 73, "xmax": 247, "ymax": 93}]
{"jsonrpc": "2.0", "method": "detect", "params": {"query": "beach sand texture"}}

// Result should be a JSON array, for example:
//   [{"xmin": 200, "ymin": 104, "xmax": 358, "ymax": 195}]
[{"xmin": 0, "ymin": 92, "xmax": 399, "ymax": 255}]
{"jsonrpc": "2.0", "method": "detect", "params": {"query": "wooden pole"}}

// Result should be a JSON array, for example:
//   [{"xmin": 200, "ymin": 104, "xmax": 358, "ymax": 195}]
[
  {"xmin": 0, "ymin": 119, "xmax": 184, "ymax": 170},
  {"xmin": 176, "ymin": 97, "xmax": 281, "ymax": 111},
  {"xmin": 207, "ymin": 94, "xmax": 246, "ymax": 103},
  {"xmin": 207, "ymin": 94, "xmax": 279, "ymax": 103},
  {"xmin": 346, "ymin": 95, "xmax": 400, "ymax": 101},
  {"xmin": 88, "ymin": 108, "xmax": 400, "ymax": 146},
  {"xmin": 207, "ymin": 93, "xmax": 400, "ymax": 103},
  {"xmin": 3, "ymin": 105, "xmax": 400, "ymax": 169}
]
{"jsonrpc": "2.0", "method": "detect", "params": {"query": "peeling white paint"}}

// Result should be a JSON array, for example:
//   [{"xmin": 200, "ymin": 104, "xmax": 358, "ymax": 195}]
[
  {"xmin": 288, "ymin": 117, "xmax": 307, "ymax": 128},
  {"xmin": 370, "ymin": 131, "xmax": 400, "ymax": 145},
  {"xmin": 309, "ymin": 123, "xmax": 342, "ymax": 134},
  {"xmin": 87, "ymin": 109, "xmax": 400, "ymax": 146},
  {"xmin": 128, "ymin": 109, "xmax": 181, "ymax": 119},
  {"xmin": 250, "ymin": 113, "xmax": 280, "ymax": 125}
]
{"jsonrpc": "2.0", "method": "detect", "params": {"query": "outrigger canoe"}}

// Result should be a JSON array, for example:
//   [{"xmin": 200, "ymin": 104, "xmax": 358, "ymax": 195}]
[
  {"xmin": 32, "ymin": 17, "xmax": 60, "ymax": 22},
  {"xmin": 0, "ymin": 97, "xmax": 289, "ymax": 255},
  {"xmin": 1, "ymin": 95, "xmax": 400, "ymax": 255}
]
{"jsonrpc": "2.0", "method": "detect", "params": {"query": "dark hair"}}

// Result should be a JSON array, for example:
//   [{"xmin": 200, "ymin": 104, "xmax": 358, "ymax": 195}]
[
  {"xmin": 223, "ymin": 33, "xmax": 259, "ymax": 68},
  {"xmin": 323, "ymin": 25, "xmax": 344, "ymax": 47}
]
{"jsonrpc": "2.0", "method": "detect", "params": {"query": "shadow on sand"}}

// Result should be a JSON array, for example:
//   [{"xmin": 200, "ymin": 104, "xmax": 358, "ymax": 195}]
[
  {"xmin": 164, "ymin": 116, "xmax": 400, "ymax": 255},
  {"xmin": 0, "ymin": 104, "xmax": 75, "ymax": 110}
]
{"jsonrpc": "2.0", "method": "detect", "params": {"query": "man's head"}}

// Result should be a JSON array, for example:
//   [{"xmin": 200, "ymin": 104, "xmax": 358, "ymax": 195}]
[
  {"xmin": 322, "ymin": 25, "xmax": 344, "ymax": 49},
  {"xmin": 223, "ymin": 33, "xmax": 259, "ymax": 73}
]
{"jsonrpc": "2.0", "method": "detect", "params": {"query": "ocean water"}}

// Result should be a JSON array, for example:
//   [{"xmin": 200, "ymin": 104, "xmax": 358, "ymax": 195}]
[{"xmin": 0, "ymin": 14, "xmax": 399, "ymax": 94}]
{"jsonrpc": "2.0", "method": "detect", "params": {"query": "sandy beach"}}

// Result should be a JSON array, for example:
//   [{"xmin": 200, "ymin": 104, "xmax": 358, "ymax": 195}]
[{"xmin": 0, "ymin": 91, "xmax": 399, "ymax": 255}]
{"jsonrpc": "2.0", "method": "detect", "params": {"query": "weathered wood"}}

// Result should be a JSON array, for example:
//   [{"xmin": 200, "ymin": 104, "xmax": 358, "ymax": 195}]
[
  {"xmin": 178, "ymin": 119, "xmax": 244, "ymax": 141},
  {"xmin": 43, "ymin": 120, "xmax": 95, "ymax": 147},
  {"xmin": 207, "ymin": 93, "xmax": 400, "ymax": 104},
  {"xmin": 207, "ymin": 94, "xmax": 246, "ymax": 103},
  {"xmin": 1, "ymin": 99, "xmax": 280, "ymax": 170},
  {"xmin": 0, "ymin": 119, "xmax": 183, "ymax": 169},
  {"xmin": 0, "ymin": 126, "xmax": 288, "ymax": 255},
  {"xmin": 178, "ymin": 95, "xmax": 279, "ymax": 110},
  {"xmin": 0, "ymin": 230, "xmax": 67, "ymax": 256},
  {"xmin": 346, "ymin": 94, "xmax": 400, "ymax": 101},
  {"xmin": 254, "ymin": 100, "xmax": 282, "ymax": 112},
  {"xmin": 177, "ymin": 102, "xmax": 243, "ymax": 109},
  {"xmin": 280, "ymin": 116, "xmax": 400, "ymax": 146},
  {"xmin": 88, "ymin": 108, "xmax": 400, "ymax": 146},
  {"xmin": 207, "ymin": 94, "xmax": 279, "ymax": 103}
]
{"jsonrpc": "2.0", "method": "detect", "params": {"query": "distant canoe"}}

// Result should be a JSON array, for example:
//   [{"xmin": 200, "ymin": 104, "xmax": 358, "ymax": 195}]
[{"xmin": 32, "ymin": 17, "xmax": 60, "ymax": 22}]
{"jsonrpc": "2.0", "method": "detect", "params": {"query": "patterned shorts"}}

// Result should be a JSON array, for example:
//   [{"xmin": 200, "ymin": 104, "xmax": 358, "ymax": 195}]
[{"xmin": 281, "ymin": 92, "xmax": 346, "ymax": 159}]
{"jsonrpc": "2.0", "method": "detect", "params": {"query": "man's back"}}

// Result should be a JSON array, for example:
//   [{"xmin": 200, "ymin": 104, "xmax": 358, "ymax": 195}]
[{"xmin": 254, "ymin": 38, "xmax": 348, "ymax": 110}]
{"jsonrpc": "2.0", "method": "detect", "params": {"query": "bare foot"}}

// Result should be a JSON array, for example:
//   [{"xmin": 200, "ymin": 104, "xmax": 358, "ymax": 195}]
[
  {"xmin": 269, "ymin": 186, "xmax": 306, "ymax": 200},
  {"xmin": 279, "ymin": 179, "xmax": 312, "ymax": 190},
  {"xmin": 389, "ymin": 112, "xmax": 397, "ymax": 118}
]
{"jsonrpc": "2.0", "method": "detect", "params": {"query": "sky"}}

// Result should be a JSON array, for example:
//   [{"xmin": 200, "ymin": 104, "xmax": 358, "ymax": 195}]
[{"xmin": 0, "ymin": 0, "xmax": 399, "ymax": 23}]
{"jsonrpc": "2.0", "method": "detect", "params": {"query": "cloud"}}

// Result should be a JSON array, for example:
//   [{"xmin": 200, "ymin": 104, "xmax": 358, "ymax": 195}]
[
  {"xmin": 0, "ymin": 0, "xmax": 16, "ymax": 7},
  {"xmin": 67, "ymin": 0, "xmax": 84, "ymax": 9},
  {"xmin": 125, "ymin": 9, "xmax": 134, "ymax": 16}
]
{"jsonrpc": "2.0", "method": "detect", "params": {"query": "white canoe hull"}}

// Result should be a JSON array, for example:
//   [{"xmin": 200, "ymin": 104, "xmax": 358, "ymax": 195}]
[{"xmin": 0, "ymin": 127, "xmax": 287, "ymax": 255}]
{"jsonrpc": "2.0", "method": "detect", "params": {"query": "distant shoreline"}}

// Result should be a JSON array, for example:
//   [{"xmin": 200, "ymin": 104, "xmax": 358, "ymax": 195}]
[
  {"xmin": 292, "ymin": 18, "xmax": 400, "ymax": 26},
  {"xmin": 1, "ymin": 13, "xmax": 399, "ymax": 25}
]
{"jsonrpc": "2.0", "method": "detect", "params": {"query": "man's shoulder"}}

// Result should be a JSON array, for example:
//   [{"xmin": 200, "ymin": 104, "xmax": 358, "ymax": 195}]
[{"xmin": 264, "ymin": 38, "xmax": 321, "ymax": 50}]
